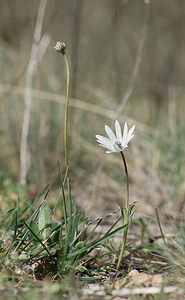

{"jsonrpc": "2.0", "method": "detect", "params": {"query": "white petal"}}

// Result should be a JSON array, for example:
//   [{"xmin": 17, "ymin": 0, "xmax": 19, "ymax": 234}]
[
  {"xmin": 97, "ymin": 142, "xmax": 113, "ymax": 151},
  {"xmin": 113, "ymin": 144, "xmax": 122, "ymax": 152},
  {"xmin": 129, "ymin": 124, "xmax": 135, "ymax": 136},
  {"xmin": 105, "ymin": 150, "xmax": 114, "ymax": 154},
  {"xmin": 122, "ymin": 122, "xmax": 128, "ymax": 146},
  {"xmin": 105, "ymin": 125, "xmax": 116, "ymax": 142},
  {"xmin": 126, "ymin": 134, "xmax": 134, "ymax": 144},
  {"xmin": 126, "ymin": 125, "xmax": 135, "ymax": 142},
  {"xmin": 96, "ymin": 135, "xmax": 112, "ymax": 145},
  {"xmin": 115, "ymin": 120, "xmax": 122, "ymax": 141},
  {"xmin": 99, "ymin": 143, "xmax": 114, "ymax": 151},
  {"xmin": 96, "ymin": 133, "xmax": 114, "ymax": 151}
]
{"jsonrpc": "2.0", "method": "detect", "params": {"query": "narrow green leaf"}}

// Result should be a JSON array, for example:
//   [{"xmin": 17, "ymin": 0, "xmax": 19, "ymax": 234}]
[
  {"xmin": 103, "ymin": 214, "xmax": 122, "ymax": 237},
  {"xmin": 19, "ymin": 185, "xmax": 50, "ymax": 222},
  {"xmin": 63, "ymin": 177, "xmax": 72, "ymax": 255},
  {"xmin": 58, "ymin": 162, "xmax": 67, "ymax": 234},
  {"xmin": 13, "ymin": 210, "xmax": 18, "ymax": 241},
  {"xmin": 13, "ymin": 192, "xmax": 20, "ymax": 241},
  {"xmin": 67, "ymin": 178, "xmax": 72, "ymax": 236},
  {"xmin": 70, "ymin": 212, "xmax": 82, "ymax": 246},
  {"xmin": 38, "ymin": 201, "xmax": 52, "ymax": 240},
  {"xmin": 24, "ymin": 222, "xmax": 52, "ymax": 257},
  {"xmin": 85, "ymin": 218, "xmax": 103, "ymax": 243},
  {"xmin": 68, "ymin": 224, "xmax": 128, "ymax": 258},
  {"xmin": 14, "ymin": 194, "xmax": 49, "ymax": 252}
]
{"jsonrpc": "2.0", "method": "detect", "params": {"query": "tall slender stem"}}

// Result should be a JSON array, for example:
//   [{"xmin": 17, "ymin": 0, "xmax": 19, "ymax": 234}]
[
  {"xmin": 116, "ymin": 151, "xmax": 129, "ymax": 270},
  {"xmin": 54, "ymin": 42, "xmax": 70, "ymax": 172},
  {"xmin": 63, "ymin": 54, "xmax": 70, "ymax": 170},
  {"xmin": 120, "ymin": 151, "xmax": 129, "ymax": 210}
]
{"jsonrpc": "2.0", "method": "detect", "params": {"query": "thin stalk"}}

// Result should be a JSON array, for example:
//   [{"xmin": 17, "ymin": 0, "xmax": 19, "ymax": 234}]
[
  {"xmin": 120, "ymin": 151, "xmax": 129, "ymax": 210},
  {"xmin": 155, "ymin": 208, "xmax": 166, "ymax": 245},
  {"xmin": 116, "ymin": 151, "xmax": 129, "ymax": 270},
  {"xmin": 54, "ymin": 42, "xmax": 70, "ymax": 171},
  {"xmin": 63, "ymin": 54, "xmax": 70, "ymax": 170}
]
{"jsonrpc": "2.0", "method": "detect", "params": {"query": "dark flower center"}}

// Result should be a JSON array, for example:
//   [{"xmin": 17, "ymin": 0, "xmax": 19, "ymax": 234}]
[{"xmin": 115, "ymin": 141, "xmax": 122, "ymax": 149}]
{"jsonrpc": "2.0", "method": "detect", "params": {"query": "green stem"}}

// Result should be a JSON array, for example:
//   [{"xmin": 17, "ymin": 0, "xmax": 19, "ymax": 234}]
[
  {"xmin": 120, "ymin": 151, "xmax": 129, "ymax": 211},
  {"xmin": 116, "ymin": 151, "xmax": 129, "ymax": 270},
  {"xmin": 155, "ymin": 208, "xmax": 166, "ymax": 245},
  {"xmin": 63, "ymin": 54, "xmax": 70, "ymax": 170}
]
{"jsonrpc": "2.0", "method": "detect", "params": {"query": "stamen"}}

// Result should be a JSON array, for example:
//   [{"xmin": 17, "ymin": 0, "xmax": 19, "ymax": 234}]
[{"xmin": 115, "ymin": 141, "xmax": 123, "ymax": 149}]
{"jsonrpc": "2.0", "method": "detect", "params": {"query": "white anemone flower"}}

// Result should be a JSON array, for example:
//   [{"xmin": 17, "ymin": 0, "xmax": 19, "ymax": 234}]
[{"xmin": 96, "ymin": 120, "xmax": 135, "ymax": 154}]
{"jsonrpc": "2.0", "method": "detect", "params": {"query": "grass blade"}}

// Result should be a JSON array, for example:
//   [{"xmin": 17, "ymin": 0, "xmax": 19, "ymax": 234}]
[
  {"xmin": 68, "ymin": 223, "xmax": 128, "ymax": 258},
  {"xmin": 24, "ymin": 221, "xmax": 53, "ymax": 258}
]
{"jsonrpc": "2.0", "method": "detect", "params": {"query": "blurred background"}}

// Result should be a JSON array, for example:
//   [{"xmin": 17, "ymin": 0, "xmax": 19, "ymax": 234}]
[{"xmin": 0, "ymin": 0, "xmax": 184, "ymax": 219}]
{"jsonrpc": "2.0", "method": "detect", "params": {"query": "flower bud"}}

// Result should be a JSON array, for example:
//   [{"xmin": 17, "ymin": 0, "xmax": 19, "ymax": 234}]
[{"xmin": 54, "ymin": 41, "xmax": 66, "ymax": 55}]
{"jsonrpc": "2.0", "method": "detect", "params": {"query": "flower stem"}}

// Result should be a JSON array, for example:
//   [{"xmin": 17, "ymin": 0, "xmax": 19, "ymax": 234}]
[
  {"xmin": 63, "ymin": 54, "xmax": 70, "ymax": 171},
  {"xmin": 116, "ymin": 151, "xmax": 129, "ymax": 270},
  {"xmin": 120, "ymin": 151, "xmax": 129, "ymax": 211}
]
